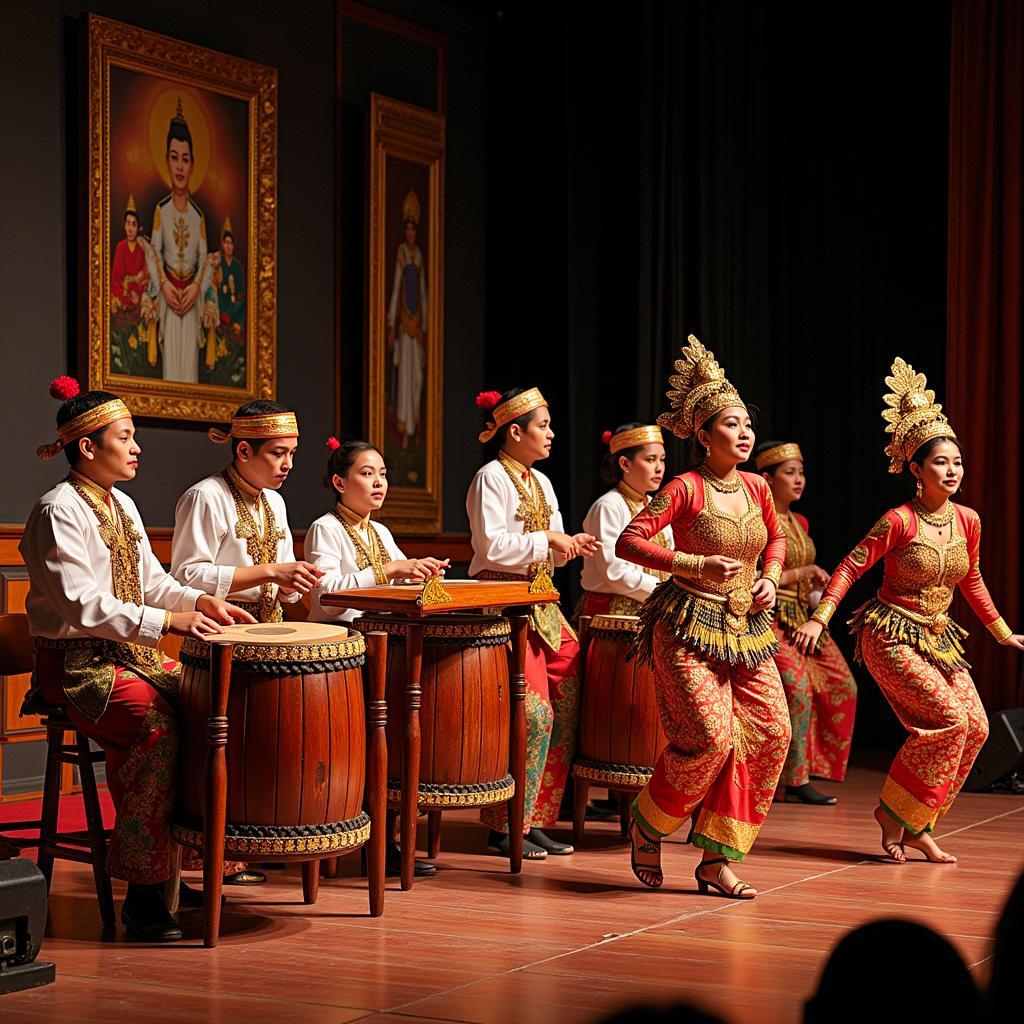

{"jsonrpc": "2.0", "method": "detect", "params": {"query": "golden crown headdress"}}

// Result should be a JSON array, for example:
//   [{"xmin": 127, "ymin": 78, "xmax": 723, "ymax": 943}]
[
  {"xmin": 881, "ymin": 356, "xmax": 956, "ymax": 474},
  {"xmin": 657, "ymin": 335, "xmax": 746, "ymax": 440},
  {"xmin": 403, "ymin": 190, "xmax": 421, "ymax": 226},
  {"xmin": 126, "ymin": 193, "xmax": 137, "ymax": 214},
  {"xmin": 221, "ymin": 215, "xmax": 233, "ymax": 236},
  {"xmin": 172, "ymin": 96, "xmax": 188, "ymax": 127}
]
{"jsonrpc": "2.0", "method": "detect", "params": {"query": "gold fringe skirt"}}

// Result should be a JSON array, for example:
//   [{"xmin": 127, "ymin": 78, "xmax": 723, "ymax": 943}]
[{"xmin": 849, "ymin": 597, "xmax": 970, "ymax": 671}]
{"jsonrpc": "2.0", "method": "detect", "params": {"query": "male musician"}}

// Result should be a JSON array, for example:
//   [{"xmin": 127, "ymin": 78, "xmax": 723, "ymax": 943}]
[{"xmin": 23, "ymin": 378, "xmax": 255, "ymax": 941}]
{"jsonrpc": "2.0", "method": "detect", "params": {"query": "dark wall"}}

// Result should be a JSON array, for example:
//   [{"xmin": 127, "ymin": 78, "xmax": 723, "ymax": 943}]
[{"xmin": 0, "ymin": 0, "xmax": 485, "ymax": 533}]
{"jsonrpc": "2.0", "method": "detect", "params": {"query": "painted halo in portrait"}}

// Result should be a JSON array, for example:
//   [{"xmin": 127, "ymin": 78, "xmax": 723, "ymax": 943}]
[
  {"xmin": 84, "ymin": 15, "xmax": 277, "ymax": 422},
  {"xmin": 367, "ymin": 94, "xmax": 445, "ymax": 534}
]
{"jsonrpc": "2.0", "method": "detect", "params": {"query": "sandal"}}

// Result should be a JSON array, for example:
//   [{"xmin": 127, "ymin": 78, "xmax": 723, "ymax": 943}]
[
  {"xmin": 694, "ymin": 857, "xmax": 756, "ymax": 899},
  {"xmin": 629, "ymin": 818, "xmax": 663, "ymax": 889}
]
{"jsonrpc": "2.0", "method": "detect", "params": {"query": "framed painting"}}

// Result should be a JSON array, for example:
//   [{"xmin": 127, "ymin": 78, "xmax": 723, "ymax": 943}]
[
  {"xmin": 83, "ymin": 15, "xmax": 277, "ymax": 422},
  {"xmin": 366, "ymin": 93, "xmax": 445, "ymax": 533}
]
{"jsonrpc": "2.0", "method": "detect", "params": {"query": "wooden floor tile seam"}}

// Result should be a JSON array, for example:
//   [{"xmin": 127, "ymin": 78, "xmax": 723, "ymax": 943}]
[{"xmin": 380, "ymin": 800, "xmax": 1024, "ymax": 1020}]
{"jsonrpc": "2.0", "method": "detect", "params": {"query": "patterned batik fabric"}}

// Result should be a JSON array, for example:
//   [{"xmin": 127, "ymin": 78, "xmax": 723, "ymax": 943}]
[
  {"xmin": 771, "ymin": 623, "xmax": 857, "ymax": 787},
  {"xmin": 858, "ymin": 624, "xmax": 989, "ymax": 835},
  {"xmin": 633, "ymin": 621, "xmax": 791, "ymax": 860},
  {"xmin": 36, "ymin": 648, "xmax": 180, "ymax": 884},
  {"xmin": 481, "ymin": 625, "xmax": 580, "ymax": 834}
]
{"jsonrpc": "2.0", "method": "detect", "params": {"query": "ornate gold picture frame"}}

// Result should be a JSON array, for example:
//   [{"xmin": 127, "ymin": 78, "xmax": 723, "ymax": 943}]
[
  {"xmin": 83, "ymin": 15, "xmax": 277, "ymax": 423},
  {"xmin": 366, "ymin": 94, "xmax": 445, "ymax": 533}
]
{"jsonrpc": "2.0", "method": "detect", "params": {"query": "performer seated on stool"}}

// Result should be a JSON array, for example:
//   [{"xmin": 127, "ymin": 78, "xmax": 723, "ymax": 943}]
[
  {"xmin": 170, "ymin": 399, "xmax": 322, "ymax": 885},
  {"xmin": 468, "ymin": 388, "xmax": 599, "ymax": 859},
  {"xmin": 22, "ymin": 377, "xmax": 254, "ymax": 941},
  {"xmin": 307, "ymin": 436, "xmax": 449, "ymax": 877},
  {"xmin": 581, "ymin": 423, "xmax": 673, "ymax": 618}
]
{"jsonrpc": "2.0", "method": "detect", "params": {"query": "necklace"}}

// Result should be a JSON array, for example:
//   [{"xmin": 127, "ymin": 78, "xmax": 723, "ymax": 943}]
[
  {"xmin": 912, "ymin": 498, "xmax": 954, "ymax": 528},
  {"xmin": 699, "ymin": 465, "xmax": 742, "ymax": 493}
]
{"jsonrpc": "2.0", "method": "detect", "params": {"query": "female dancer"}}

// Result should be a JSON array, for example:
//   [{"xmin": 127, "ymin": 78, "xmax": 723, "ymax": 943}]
[
  {"xmin": 616, "ymin": 337, "xmax": 791, "ymax": 898},
  {"xmin": 468, "ymin": 387, "xmax": 598, "ymax": 859},
  {"xmin": 793, "ymin": 358, "xmax": 1023, "ymax": 862},
  {"xmin": 756, "ymin": 441, "xmax": 857, "ymax": 805},
  {"xmin": 580, "ymin": 423, "xmax": 673, "ymax": 618},
  {"xmin": 306, "ymin": 437, "xmax": 448, "ymax": 877}
]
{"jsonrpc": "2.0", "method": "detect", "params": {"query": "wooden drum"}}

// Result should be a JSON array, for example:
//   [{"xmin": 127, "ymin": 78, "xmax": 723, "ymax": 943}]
[
  {"xmin": 359, "ymin": 613, "xmax": 514, "ymax": 810},
  {"xmin": 172, "ymin": 622, "xmax": 371, "ymax": 860},
  {"xmin": 574, "ymin": 614, "xmax": 667, "ymax": 791}
]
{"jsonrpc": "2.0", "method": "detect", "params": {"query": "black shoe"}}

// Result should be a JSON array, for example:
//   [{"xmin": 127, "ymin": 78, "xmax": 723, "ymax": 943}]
[
  {"xmin": 785, "ymin": 783, "xmax": 837, "ymax": 805},
  {"xmin": 487, "ymin": 830, "xmax": 547, "ymax": 860},
  {"xmin": 178, "ymin": 881, "xmax": 226, "ymax": 908},
  {"xmin": 122, "ymin": 884, "xmax": 182, "ymax": 942},
  {"xmin": 585, "ymin": 800, "xmax": 619, "ymax": 822},
  {"xmin": 526, "ymin": 828, "xmax": 574, "ymax": 855},
  {"xmin": 223, "ymin": 869, "xmax": 266, "ymax": 885},
  {"xmin": 385, "ymin": 839, "xmax": 436, "ymax": 877}
]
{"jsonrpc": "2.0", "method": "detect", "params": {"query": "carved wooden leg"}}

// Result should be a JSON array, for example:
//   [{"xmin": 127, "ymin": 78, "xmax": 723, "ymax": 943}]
[
  {"xmin": 508, "ymin": 616, "xmax": 529, "ymax": 874},
  {"xmin": 203, "ymin": 642, "xmax": 233, "ymax": 948},
  {"xmin": 365, "ymin": 631, "xmax": 387, "ymax": 917},
  {"xmin": 77, "ymin": 732, "xmax": 115, "ymax": 928},
  {"xmin": 401, "ymin": 624, "xmax": 424, "ymax": 891},
  {"xmin": 427, "ymin": 811, "xmax": 442, "ymax": 859},
  {"xmin": 301, "ymin": 860, "xmax": 320, "ymax": 904},
  {"xmin": 572, "ymin": 776, "xmax": 590, "ymax": 847}
]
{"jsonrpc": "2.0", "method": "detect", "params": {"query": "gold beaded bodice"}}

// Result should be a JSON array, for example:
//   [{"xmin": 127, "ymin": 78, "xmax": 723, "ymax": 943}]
[
  {"xmin": 883, "ymin": 516, "xmax": 969, "ymax": 619},
  {"xmin": 678, "ymin": 479, "xmax": 767, "ymax": 597}
]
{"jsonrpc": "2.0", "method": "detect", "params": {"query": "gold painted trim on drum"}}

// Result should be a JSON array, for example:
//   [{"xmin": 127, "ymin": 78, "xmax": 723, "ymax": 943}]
[
  {"xmin": 170, "ymin": 820, "xmax": 371, "ymax": 856},
  {"xmin": 386, "ymin": 776, "xmax": 515, "ymax": 809},
  {"xmin": 572, "ymin": 762, "xmax": 654, "ymax": 788},
  {"xmin": 179, "ymin": 631, "xmax": 366, "ymax": 663},
  {"xmin": 359, "ymin": 617, "xmax": 511, "ymax": 641},
  {"xmin": 588, "ymin": 614, "xmax": 642, "ymax": 635}
]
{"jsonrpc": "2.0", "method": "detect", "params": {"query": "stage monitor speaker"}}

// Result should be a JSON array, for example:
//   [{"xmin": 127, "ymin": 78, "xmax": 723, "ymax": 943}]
[
  {"xmin": 0, "ymin": 858, "xmax": 55, "ymax": 994},
  {"xmin": 964, "ymin": 707, "xmax": 1024, "ymax": 792}
]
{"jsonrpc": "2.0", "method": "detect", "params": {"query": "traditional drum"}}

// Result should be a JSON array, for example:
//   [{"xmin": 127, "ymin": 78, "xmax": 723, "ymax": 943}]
[
  {"xmin": 172, "ymin": 622, "xmax": 372, "ymax": 860},
  {"xmin": 358, "ymin": 613, "xmax": 514, "ymax": 810},
  {"xmin": 572, "ymin": 614, "xmax": 668, "ymax": 842}
]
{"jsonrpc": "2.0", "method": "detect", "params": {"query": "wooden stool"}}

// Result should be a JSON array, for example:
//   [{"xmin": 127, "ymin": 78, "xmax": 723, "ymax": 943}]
[{"xmin": 0, "ymin": 613, "xmax": 115, "ymax": 928}]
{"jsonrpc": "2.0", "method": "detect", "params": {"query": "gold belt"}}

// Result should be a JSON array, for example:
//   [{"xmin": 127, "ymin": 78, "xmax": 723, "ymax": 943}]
[
  {"xmin": 776, "ymin": 587, "xmax": 799, "ymax": 600},
  {"xmin": 877, "ymin": 595, "xmax": 951, "ymax": 636}
]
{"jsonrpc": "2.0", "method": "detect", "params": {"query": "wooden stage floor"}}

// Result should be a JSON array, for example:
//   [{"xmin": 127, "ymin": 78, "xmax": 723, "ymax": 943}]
[{"xmin": 4, "ymin": 763, "xmax": 1023, "ymax": 1024}]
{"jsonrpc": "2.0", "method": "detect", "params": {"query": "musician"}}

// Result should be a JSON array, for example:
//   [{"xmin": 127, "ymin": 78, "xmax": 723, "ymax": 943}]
[
  {"xmin": 307, "ymin": 436, "xmax": 448, "ymax": 877},
  {"xmin": 171, "ymin": 399, "xmax": 322, "ymax": 884},
  {"xmin": 22, "ymin": 378, "xmax": 254, "ymax": 941},
  {"xmin": 468, "ymin": 388, "xmax": 599, "ymax": 859},
  {"xmin": 581, "ymin": 423, "xmax": 673, "ymax": 617}
]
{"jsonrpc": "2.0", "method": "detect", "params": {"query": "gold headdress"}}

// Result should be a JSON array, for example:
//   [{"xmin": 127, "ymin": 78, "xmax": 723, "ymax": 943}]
[
  {"xmin": 36, "ymin": 377, "xmax": 131, "ymax": 460},
  {"xmin": 403, "ymin": 190, "xmax": 421, "ymax": 226},
  {"xmin": 657, "ymin": 335, "xmax": 746, "ymax": 440},
  {"xmin": 755, "ymin": 442, "xmax": 803, "ymax": 471},
  {"xmin": 208, "ymin": 411, "xmax": 299, "ymax": 445},
  {"xmin": 608, "ymin": 424, "xmax": 664, "ymax": 455},
  {"xmin": 221, "ymin": 215, "xmax": 233, "ymax": 236},
  {"xmin": 881, "ymin": 357, "xmax": 956, "ymax": 473},
  {"xmin": 172, "ymin": 96, "xmax": 188, "ymax": 128},
  {"xmin": 477, "ymin": 387, "xmax": 547, "ymax": 443},
  {"xmin": 126, "ymin": 194, "xmax": 137, "ymax": 214}
]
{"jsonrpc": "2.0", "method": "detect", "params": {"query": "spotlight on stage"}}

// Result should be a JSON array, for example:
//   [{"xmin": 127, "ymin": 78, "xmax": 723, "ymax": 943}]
[
  {"xmin": 0, "ymin": 859, "xmax": 55, "ymax": 994},
  {"xmin": 964, "ymin": 708, "xmax": 1024, "ymax": 793}
]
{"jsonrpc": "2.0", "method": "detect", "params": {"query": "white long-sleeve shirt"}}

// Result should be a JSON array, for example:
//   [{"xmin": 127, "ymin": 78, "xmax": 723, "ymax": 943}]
[
  {"xmin": 170, "ymin": 472, "xmax": 299, "ymax": 605},
  {"xmin": 306, "ymin": 508, "xmax": 406, "ymax": 623},
  {"xmin": 21, "ymin": 479, "xmax": 203, "ymax": 647},
  {"xmin": 581, "ymin": 485, "xmax": 674, "ymax": 600},
  {"xmin": 466, "ymin": 458, "xmax": 570, "ymax": 577}
]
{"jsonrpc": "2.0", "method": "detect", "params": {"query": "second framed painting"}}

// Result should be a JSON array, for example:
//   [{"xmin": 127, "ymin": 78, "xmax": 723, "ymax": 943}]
[{"xmin": 366, "ymin": 93, "xmax": 446, "ymax": 534}]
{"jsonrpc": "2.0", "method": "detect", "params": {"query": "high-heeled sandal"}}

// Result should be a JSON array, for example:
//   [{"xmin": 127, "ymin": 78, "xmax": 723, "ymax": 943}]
[
  {"xmin": 694, "ymin": 856, "xmax": 756, "ymax": 899},
  {"xmin": 629, "ymin": 818, "xmax": 663, "ymax": 889}
]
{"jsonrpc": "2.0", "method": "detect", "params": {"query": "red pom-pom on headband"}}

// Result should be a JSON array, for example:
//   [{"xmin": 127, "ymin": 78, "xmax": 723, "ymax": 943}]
[
  {"xmin": 601, "ymin": 430, "xmax": 613, "ymax": 446},
  {"xmin": 325, "ymin": 436, "xmax": 341, "ymax": 451},
  {"xmin": 49, "ymin": 376, "xmax": 80, "ymax": 401},
  {"xmin": 475, "ymin": 390, "xmax": 502, "ymax": 411}
]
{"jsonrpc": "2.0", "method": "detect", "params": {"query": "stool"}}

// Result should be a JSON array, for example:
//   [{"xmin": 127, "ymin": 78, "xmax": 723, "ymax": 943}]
[{"xmin": 0, "ymin": 613, "xmax": 115, "ymax": 928}]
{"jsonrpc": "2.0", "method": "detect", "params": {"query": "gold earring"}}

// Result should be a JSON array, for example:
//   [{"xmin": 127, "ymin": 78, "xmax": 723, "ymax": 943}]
[{"xmin": 915, "ymin": 478, "xmax": 923, "ymax": 498}]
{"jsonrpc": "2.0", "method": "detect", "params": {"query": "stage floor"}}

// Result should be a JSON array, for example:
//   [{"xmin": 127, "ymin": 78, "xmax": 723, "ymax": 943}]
[{"xmin": 3, "ymin": 763, "xmax": 1022, "ymax": 1024}]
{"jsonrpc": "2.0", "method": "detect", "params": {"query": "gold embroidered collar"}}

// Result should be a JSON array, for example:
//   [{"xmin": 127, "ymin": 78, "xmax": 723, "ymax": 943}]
[
  {"xmin": 226, "ymin": 463, "xmax": 262, "ymax": 505},
  {"xmin": 335, "ymin": 502, "xmax": 372, "ymax": 534},
  {"xmin": 69, "ymin": 470, "xmax": 118, "ymax": 529},
  {"xmin": 617, "ymin": 481, "xmax": 647, "ymax": 512},
  {"xmin": 498, "ymin": 451, "xmax": 532, "ymax": 479}
]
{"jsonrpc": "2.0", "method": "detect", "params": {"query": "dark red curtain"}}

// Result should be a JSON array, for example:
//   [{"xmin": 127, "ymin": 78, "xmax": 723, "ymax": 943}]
[{"xmin": 947, "ymin": 0, "xmax": 1024, "ymax": 710}]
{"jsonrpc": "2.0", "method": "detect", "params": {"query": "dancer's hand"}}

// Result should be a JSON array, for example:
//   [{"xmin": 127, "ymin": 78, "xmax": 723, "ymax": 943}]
[
  {"xmin": 1001, "ymin": 633, "xmax": 1024, "ymax": 651},
  {"xmin": 804, "ymin": 564, "xmax": 831, "ymax": 587},
  {"xmin": 701, "ymin": 555, "xmax": 742, "ymax": 584},
  {"xmin": 792, "ymin": 619, "xmax": 824, "ymax": 654},
  {"xmin": 751, "ymin": 577, "xmax": 777, "ymax": 612},
  {"xmin": 572, "ymin": 533, "xmax": 600, "ymax": 558}
]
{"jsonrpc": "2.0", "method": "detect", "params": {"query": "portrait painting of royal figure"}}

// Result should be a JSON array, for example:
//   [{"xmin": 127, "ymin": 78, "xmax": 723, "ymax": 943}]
[{"xmin": 85, "ymin": 16, "xmax": 276, "ymax": 423}]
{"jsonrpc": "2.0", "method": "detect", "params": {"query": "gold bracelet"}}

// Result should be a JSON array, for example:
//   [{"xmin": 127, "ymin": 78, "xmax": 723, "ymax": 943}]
[
  {"xmin": 811, "ymin": 599, "xmax": 837, "ymax": 626},
  {"xmin": 987, "ymin": 617, "xmax": 1013, "ymax": 644},
  {"xmin": 762, "ymin": 562, "xmax": 783, "ymax": 587},
  {"xmin": 671, "ymin": 551, "xmax": 705, "ymax": 580},
  {"xmin": 161, "ymin": 610, "xmax": 172, "ymax": 636}
]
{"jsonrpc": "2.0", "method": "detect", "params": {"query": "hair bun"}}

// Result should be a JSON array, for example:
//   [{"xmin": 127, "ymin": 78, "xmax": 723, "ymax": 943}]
[
  {"xmin": 475, "ymin": 390, "xmax": 502, "ymax": 410},
  {"xmin": 49, "ymin": 376, "xmax": 80, "ymax": 401},
  {"xmin": 325, "ymin": 435, "xmax": 341, "ymax": 451},
  {"xmin": 601, "ymin": 429, "xmax": 613, "ymax": 445}
]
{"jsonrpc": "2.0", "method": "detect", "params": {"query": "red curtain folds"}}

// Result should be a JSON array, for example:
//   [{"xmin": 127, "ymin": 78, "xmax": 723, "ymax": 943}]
[{"xmin": 947, "ymin": 0, "xmax": 1024, "ymax": 710}]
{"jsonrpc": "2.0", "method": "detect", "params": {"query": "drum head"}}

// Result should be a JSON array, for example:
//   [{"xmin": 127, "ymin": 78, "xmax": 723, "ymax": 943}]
[{"xmin": 210, "ymin": 622, "xmax": 349, "ymax": 645}]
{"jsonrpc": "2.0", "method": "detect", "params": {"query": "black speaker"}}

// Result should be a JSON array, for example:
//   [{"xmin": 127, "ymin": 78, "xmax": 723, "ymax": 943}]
[
  {"xmin": 964, "ymin": 708, "xmax": 1024, "ymax": 792},
  {"xmin": 0, "ymin": 859, "xmax": 55, "ymax": 994}
]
